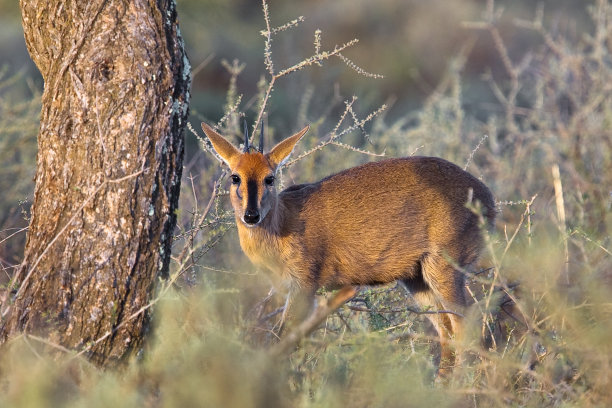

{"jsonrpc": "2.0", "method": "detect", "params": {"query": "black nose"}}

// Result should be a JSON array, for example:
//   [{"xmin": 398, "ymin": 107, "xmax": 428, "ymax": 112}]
[{"xmin": 244, "ymin": 209, "xmax": 260, "ymax": 224}]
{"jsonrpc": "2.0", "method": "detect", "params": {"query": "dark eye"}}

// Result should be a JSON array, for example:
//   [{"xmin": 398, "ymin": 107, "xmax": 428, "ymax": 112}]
[
  {"xmin": 264, "ymin": 176, "xmax": 275, "ymax": 186},
  {"xmin": 231, "ymin": 175, "xmax": 241, "ymax": 184}
]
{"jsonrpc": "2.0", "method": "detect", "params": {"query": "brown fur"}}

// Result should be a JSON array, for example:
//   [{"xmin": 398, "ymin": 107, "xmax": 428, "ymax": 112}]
[{"xmin": 202, "ymin": 122, "xmax": 496, "ymax": 375}]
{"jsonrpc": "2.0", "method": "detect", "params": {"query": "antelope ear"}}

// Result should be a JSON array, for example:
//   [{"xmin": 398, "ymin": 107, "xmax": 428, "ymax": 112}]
[
  {"xmin": 201, "ymin": 122, "xmax": 241, "ymax": 167},
  {"xmin": 267, "ymin": 125, "xmax": 310, "ymax": 170}
]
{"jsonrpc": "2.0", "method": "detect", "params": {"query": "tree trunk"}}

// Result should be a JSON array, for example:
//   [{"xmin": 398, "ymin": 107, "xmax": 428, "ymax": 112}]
[{"xmin": 0, "ymin": 0, "xmax": 191, "ymax": 366}]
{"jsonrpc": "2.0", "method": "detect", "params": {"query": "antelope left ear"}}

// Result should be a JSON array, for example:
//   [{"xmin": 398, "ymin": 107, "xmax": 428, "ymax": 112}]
[{"xmin": 267, "ymin": 125, "xmax": 310, "ymax": 169}]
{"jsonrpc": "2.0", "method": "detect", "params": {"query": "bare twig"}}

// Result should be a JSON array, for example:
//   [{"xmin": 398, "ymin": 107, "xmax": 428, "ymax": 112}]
[
  {"xmin": 284, "ymin": 102, "xmax": 387, "ymax": 167},
  {"xmin": 347, "ymin": 304, "xmax": 465, "ymax": 318},
  {"xmin": 269, "ymin": 286, "xmax": 357, "ymax": 356},
  {"xmin": 500, "ymin": 194, "xmax": 538, "ymax": 263},
  {"xmin": 464, "ymin": 134, "xmax": 489, "ymax": 170},
  {"xmin": 551, "ymin": 164, "xmax": 569, "ymax": 285},
  {"xmin": 251, "ymin": 0, "xmax": 382, "ymax": 140},
  {"xmin": 191, "ymin": 53, "xmax": 215, "ymax": 79}
]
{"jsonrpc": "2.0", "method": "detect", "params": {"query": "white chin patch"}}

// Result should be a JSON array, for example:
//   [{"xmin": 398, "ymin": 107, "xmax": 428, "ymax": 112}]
[{"xmin": 241, "ymin": 218, "xmax": 260, "ymax": 228}]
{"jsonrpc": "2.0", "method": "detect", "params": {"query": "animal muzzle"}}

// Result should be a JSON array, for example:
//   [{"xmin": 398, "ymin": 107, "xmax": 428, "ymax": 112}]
[{"xmin": 243, "ymin": 209, "xmax": 260, "ymax": 225}]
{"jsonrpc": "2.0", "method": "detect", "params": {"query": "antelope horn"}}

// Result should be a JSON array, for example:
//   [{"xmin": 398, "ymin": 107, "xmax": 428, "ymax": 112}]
[
  {"xmin": 258, "ymin": 120, "xmax": 264, "ymax": 153},
  {"xmin": 243, "ymin": 119, "xmax": 249, "ymax": 153}
]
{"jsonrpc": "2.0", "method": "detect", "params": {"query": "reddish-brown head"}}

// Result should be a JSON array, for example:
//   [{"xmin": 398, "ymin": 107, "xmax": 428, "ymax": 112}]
[{"xmin": 201, "ymin": 122, "xmax": 309, "ymax": 227}]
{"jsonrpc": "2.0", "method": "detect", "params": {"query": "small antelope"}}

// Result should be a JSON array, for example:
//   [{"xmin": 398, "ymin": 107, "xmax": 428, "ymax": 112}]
[{"xmin": 201, "ymin": 121, "xmax": 495, "ymax": 374}]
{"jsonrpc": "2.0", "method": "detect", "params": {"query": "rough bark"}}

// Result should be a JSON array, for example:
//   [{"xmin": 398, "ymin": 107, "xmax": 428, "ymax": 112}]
[{"xmin": 0, "ymin": 0, "xmax": 191, "ymax": 366}]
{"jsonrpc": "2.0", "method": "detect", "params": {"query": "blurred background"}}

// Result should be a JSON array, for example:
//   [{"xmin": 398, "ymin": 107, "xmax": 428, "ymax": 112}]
[{"xmin": 0, "ymin": 0, "xmax": 599, "ymax": 267}]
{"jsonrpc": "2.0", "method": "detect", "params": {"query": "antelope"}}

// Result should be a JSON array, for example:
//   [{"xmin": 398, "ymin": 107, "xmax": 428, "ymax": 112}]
[{"xmin": 201, "ymin": 121, "xmax": 496, "ymax": 375}]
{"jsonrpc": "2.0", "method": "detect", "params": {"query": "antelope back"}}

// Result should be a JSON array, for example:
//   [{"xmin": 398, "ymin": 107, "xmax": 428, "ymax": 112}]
[{"xmin": 274, "ymin": 156, "xmax": 496, "ymax": 289}]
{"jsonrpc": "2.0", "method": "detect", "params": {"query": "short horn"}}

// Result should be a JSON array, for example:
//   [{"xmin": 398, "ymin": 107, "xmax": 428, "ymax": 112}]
[
  {"xmin": 243, "ymin": 119, "xmax": 249, "ymax": 153},
  {"xmin": 258, "ymin": 120, "xmax": 264, "ymax": 153}
]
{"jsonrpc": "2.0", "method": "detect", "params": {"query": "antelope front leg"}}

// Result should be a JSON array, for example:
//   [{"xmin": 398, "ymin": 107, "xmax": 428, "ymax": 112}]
[{"xmin": 271, "ymin": 286, "xmax": 357, "ymax": 356}]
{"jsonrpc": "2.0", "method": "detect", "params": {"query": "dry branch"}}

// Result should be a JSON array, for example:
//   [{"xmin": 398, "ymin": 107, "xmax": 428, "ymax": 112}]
[{"xmin": 269, "ymin": 286, "xmax": 357, "ymax": 357}]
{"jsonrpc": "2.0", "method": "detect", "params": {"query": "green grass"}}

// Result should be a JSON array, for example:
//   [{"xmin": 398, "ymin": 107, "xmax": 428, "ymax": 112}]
[{"xmin": 1, "ymin": 231, "xmax": 610, "ymax": 407}]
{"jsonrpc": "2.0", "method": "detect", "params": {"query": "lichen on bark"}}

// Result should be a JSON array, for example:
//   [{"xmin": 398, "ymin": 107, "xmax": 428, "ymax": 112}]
[{"xmin": 0, "ymin": 0, "xmax": 191, "ymax": 366}]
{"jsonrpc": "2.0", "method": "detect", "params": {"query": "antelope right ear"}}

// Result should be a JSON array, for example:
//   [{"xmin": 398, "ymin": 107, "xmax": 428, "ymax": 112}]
[
  {"xmin": 267, "ymin": 125, "xmax": 310, "ymax": 169},
  {"xmin": 201, "ymin": 122, "xmax": 241, "ymax": 167}
]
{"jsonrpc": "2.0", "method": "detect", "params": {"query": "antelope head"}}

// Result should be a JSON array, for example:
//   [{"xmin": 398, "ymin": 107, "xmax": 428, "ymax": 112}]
[{"xmin": 201, "ymin": 121, "xmax": 310, "ymax": 227}]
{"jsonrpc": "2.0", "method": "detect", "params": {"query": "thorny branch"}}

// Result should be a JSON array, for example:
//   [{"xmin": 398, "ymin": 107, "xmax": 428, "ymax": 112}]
[
  {"xmin": 269, "ymin": 286, "xmax": 357, "ymax": 356},
  {"xmin": 252, "ymin": 0, "xmax": 383, "ymax": 140}
]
